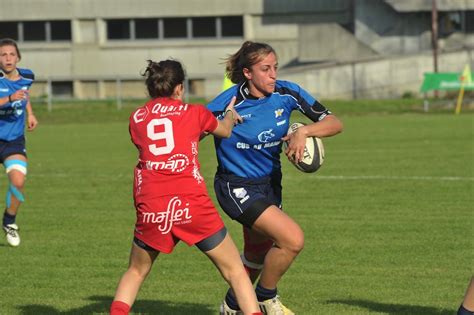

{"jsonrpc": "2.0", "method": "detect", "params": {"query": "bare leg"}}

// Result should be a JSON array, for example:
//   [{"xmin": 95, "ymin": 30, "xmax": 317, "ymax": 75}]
[
  {"xmin": 5, "ymin": 154, "xmax": 27, "ymax": 216},
  {"xmin": 462, "ymin": 277, "xmax": 474, "ymax": 311},
  {"xmin": 242, "ymin": 227, "xmax": 272, "ymax": 283},
  {"xmin": 113, "ymin": 243, "xmax": 159, "ymax": 306},
  {"xmin": 251, "ymin": 205, "xmax": 304, "ymax": 289},
  {"xmin": 204, "ymin": 233, "xmax": 260, "ymax": 315}
]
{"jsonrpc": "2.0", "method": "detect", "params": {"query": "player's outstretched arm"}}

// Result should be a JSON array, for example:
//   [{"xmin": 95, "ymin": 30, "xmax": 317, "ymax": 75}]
[{"xmin": 211, "ymin": 96, "xmax": 242, "ymax": 138}]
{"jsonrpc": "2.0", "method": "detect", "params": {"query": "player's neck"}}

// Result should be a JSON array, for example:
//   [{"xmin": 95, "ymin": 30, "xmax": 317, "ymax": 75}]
[
  {"xmin": 3, "ymin": 68, "xmax": 19, "ymax": 80},
  {"xmin": 170, "ymin": 94, "xmax": 183, "ymax": 101},
  {"xmin": 246, "ymin": 81, "xmax": 270, "ymax": 99}
]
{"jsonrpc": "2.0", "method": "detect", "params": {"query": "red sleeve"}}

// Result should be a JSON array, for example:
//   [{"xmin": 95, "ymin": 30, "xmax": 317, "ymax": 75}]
[
  {"xmin": 196, "ymin": 104, "xmax": 218, "ymax": 133},
  {"xmin": 129, "ymin": 105, "xmax": 149, "ymax": 150}
]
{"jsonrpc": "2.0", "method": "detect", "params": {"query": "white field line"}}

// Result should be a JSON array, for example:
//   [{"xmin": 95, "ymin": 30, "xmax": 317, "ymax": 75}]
[
  {"xmin": 27, "ymin": 173, "xmax": 474, "ymax": 181},
  {"xmin": 312, "ymin": 175, "xmax": 474, "ymax": 181}
]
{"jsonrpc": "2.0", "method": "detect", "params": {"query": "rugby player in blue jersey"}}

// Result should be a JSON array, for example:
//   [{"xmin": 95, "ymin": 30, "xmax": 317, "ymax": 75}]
[
  {"xmin": 208, "ymin": 41, "xmax": 343, "ymax": 315},
  {"xmin": 0, "ymin": 38, "xmax": 38, "ymax": 247}
]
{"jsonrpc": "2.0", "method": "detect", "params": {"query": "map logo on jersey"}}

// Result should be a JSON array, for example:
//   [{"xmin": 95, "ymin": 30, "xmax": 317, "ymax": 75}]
[
  {"xmin": 257, "ymin": 129, "xmax": 275, "ymax": 143},
  {"xmin": 274, "ymin": 108, "xmax": 284, "ymax": 118},
  {"xmin": 144, "ymin": 154, "xmax": 189, "ymax": 173},
  {"xmin": 133, "ymin": 107, "xmax": 149, "ymax": 123}
]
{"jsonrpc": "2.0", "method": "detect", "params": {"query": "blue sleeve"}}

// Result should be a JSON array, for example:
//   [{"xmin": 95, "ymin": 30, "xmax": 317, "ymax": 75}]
[
  {"xmin": 18, "ymin": 68, "xmax": 35, "ymax": 82},
  {"xmin": 207, "ymin": 85, "xmax": 239, "ymax": 117},
  {"xmin": 276, "ymin": 80, "xmax": 331, "ymax": 122}
]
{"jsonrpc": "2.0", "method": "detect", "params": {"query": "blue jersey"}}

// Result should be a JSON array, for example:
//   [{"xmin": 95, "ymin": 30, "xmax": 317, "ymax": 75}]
[
  {"xmin": 207, "ymin": 80, "xmax": 331, "ymax": 178},
  {"xmin": 0, "ymin": 68, "xmax": 34, "ymax": 141}
]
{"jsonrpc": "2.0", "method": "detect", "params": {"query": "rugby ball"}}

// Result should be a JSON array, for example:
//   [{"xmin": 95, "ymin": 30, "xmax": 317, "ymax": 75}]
[{"xmin": 284, "ymin": 122, "xmax": 324, "ymax": 173}]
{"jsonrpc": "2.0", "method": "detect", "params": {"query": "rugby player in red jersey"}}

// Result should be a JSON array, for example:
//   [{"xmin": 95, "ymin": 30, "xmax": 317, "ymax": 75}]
[{"xmin": 110, "ymin": 59, "xmax": 262, "ymax": 315}]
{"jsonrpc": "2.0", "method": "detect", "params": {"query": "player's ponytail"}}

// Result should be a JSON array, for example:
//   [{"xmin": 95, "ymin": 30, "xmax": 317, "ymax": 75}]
[
  {"xmin": 225, "ymin": 41, "xmax": 276, "ymax": 84},
  {"xmin": 143, "ymin": 59, "xmax": 185, "ymax": 98}
]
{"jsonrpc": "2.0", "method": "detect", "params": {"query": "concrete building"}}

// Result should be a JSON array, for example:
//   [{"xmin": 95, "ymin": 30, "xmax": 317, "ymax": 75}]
[{"xmin": 0, "ymin": 0, "xmax": 473, "ymax": 100}]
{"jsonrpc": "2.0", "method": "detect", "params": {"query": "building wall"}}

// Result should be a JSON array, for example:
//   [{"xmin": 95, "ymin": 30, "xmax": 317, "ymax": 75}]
[
  {"xmin": 279, "ymin": 49, "xmax": 474, "ymax": 99},
  {"xmin": 1, "ymin": 0, "xmax": 472, "ymax": 100}
]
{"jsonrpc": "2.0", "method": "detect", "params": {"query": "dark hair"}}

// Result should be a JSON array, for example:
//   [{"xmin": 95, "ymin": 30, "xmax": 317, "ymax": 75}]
[
  {"xmin": 0, "ymin": 38, "xmax": 21, "ymax": 60},
  {"xmin": 142, "ymin": 59, "xmax": 185, "ymax": 98},
  {"xmin": 225, "ymin": 41, "xmax": 276, "ymax": 84}
]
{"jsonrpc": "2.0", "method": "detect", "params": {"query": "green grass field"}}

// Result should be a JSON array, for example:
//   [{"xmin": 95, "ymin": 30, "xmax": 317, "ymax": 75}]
[{"xmin": 0, "ymin": 100, "xmax": 472, "ymax": 314}]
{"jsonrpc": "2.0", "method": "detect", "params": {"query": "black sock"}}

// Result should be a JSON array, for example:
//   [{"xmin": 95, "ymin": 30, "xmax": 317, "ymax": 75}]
[
  {"xmin": 255, "ymin": 283, "xmax": 277, "ymax": 302},
  {"xmin": 458, "ymin": 304, "xmax": 474, "ymax": 315},
  {"xmin": 3, "ymin": 211, "xmax": 15, "ymax": 226},
  {"xmin": 225, "ymin": 289, "xmax": 240, "ymax": 310}
]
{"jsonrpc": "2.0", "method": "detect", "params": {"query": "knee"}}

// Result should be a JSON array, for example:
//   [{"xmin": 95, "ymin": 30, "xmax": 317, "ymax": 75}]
[
  {"xmin": 128, "ymin": 264, "xmax": 151, "ymax": 280},
  {"xmin": 282, "ymin": 231, "xmax": 305, "ymax": 256},
  {"xmin": 221, "ymin": 263, "xmax": 249, "ymax": 285},
  {"xmin": 10, "ymin": 181, "xmax": 25, "ymax": 191},
  {"xmin": 9, "ymin": 175, "xmax": 25, "ymax": 190}
]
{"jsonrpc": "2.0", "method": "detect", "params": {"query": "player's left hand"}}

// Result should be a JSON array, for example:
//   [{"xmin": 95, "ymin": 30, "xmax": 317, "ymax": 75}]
[
  {"xmin": 282, "ymin": 128, "xmax": 306, "ymax": 162},
  {"xmin": 27, "ymin": 113, "xmax": 38, "ymax": 131}
]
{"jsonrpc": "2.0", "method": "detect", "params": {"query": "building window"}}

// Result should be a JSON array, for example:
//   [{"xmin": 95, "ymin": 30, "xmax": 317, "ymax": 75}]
[
  {"xmin": 135, "ymin": 18, "xmax": 159, "ymax": 39},
  {"xmin": 163, "ymin": 18, "xmax": 187, "ymax": 38},
  {"xmin": 0, "ymin": 22, "xmax": 18, "ymax": 40},
  {"xmin": 105, "ymin": 16, "xmax": 243, "ymax": 41},
  {"xmin": 52, "ymin": 81, "xmax": 73, "ymax": 98},
  {"xmin": 465, "ymin": 11, "xmax": 474, "ymax": 33},
  {"xmin": 107, "ymin": 19, "xmax": 131, "ymax": 39},
  {"xmin": 439, "ymin": 11, "xmax": 462, "ymax": 37},
  {"xmin": 192, "ymin": 17, "xmax": 216, "ymax": 38},
  {"xmin": 221, "ymin": 16, "xmax": 243, "ymax": 37},
  {"xmin": 0, "ymin": 21, "xmax": 71, "ymax": 42},
  {"xmin": 23, "ymin": 21, "xmax": 46, "ymax": 41},
  {"xmin": 50, "ymin": 21, "xmax": 71, "ymax": 41}
]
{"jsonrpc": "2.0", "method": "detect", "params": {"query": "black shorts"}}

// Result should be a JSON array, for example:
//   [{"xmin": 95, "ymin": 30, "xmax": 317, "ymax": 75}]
[
  {"xmin": 0, "ymin": 136, "xmax": 26, "ymax": 163},
  {"xmin": 214, "ymin": 171, "xmax": 282, "ymax": 228}
]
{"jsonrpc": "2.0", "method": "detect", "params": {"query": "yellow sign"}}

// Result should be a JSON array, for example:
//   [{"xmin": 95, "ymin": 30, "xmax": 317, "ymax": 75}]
[
  {"xmin": 455, "ymin": 64, "xmax": 472, "ymax": 115},
  {"xmin": 222, "ymin": 74, "xmax": 234, "ymax": 91}
]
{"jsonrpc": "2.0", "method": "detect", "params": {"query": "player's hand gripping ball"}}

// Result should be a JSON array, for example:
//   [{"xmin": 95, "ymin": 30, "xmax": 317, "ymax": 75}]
[{"xmin": 284, "ymin": 122, "xmax": 324, "ymax": 173}]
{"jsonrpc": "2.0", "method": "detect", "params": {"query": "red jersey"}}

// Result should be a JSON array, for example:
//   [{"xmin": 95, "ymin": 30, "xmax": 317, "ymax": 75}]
[{"xmin": 130, "ymin": 97, "xmax": 218, "ymax": 200}]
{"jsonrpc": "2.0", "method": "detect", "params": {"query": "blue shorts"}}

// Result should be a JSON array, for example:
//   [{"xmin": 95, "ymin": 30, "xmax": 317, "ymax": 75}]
[
  {"xmin": 213, "ymin": 171, "xmax": 282, "ymax": 228},
  {"xmin": 0, "ymin": 136, "xmax": 26, "ymax": 163}
]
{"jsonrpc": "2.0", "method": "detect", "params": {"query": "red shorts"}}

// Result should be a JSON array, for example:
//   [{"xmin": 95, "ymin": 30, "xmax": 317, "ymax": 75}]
[{"xmin": 134, "ymin": 193, "xmax": 225, "ymax": 254}]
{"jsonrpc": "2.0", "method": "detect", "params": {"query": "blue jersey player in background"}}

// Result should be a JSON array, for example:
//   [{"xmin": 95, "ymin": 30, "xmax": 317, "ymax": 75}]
[
  {"xmin": 0, "ymin": 38, "xmax": 38, "ymax": 247},
  {"xmin": 208, "ymin": 41, "xmax": 343, "ymax": 315}
]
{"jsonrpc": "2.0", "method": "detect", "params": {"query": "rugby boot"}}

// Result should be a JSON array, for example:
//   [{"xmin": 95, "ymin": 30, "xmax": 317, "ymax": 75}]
[
  {"xmin": 220, "ymin": 300, "xmax": 243, "ymax": 315},
  {"xmin": 258, "ymin": 295, "xmax": 294, "ymax": 315},
  {"xmin": 3, "ymin": 223, "xmax": 20, "ymax": 247}
]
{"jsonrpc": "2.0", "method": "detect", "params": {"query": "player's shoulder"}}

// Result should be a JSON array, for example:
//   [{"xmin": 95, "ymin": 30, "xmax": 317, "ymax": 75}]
[
  {"xmin": 17, "ymin": 68, "xmax": 35, "ymax": 81},
  {"xmin": 187, "ymin": 102, "xmax": 206, "ymax": 110},
  {"xmin": 275, "ymin": 80, "xmax": 301, "ymax": 92},
  {"xmin": 130, "ymin": 104, "xmax": 150, "ymax": 124},
  {"xmin": 187, "ymin": 103, "xmax": 214, "ymax": 119},
  {"xmin": 208, "ymin": 85, "xmax": 239, "ymax": 109}
]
